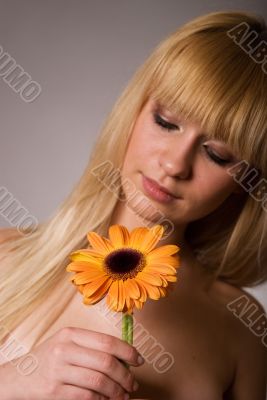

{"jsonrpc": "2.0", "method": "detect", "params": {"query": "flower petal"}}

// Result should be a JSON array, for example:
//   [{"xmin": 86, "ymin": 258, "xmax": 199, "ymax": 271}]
[
  {"xmin": 158, "ymin": 287, "xmax": 167, "ymax": 297},
  {"xmin": 129, "ymin": 227, "xmax": 150, "ymax": 250},
  {"xmin": 135, "ymin": 280, "xmax": 147, "ymax": 302},
  {"xmin": 165, "ymin": 275, "xmax": 178, "ymax": 282},
  {"xmin": 135, "ymin": 280, "xmax": 161, "ymax": 300},
  {"xmin": 109, "ymin": 225, "xmax": 130, "ymax": 248},
  {"xmin": 137, "ymin": 271, "xmax": 163, "ymax": 286},
  {"xmin": 76, "ymin": 284, "xmax": 85, "ymax": 294},
  {"xmin": 72, "ymin": 269, "xmax": 105, "ymax": 285},
  {"xmin": 125, "ymin": 295, "xmax": 135, "ymax": 313},
  {"xmin": 139, "ymin": 225, "xmax": 165, "ymax": 254},
  {"xmin": 124, "ymin": 279, "xmax": 140, "ymax": 299},
  {"xmin": 146, "ymin": 264, "xmax": 177, "ymax": 275},
  {"xmin": 66, "ymin": 260, "xmax": 103, "ymax": 272},
  {"xmin": 134, "ymin": 299, "xmax": 144, "ymax": 310},
  {"xmin": 147, "ymin": 254, "xmax": 180, "ymax": 268},
  {"xmin": 117, "ymin": 280, "xmax": 126, "ymax": 312},
  {"xmin": 106, "ymin": 280, "xmax": 119, "ymax": 311},
  {"xmin": 83, "ymin": 275, "xmax": 112, "ymax": 297},
  {"xmin": 70, "ymin": 251, "xmax": 104, "ymax": 264},
  {"xmin": 87, "ymin": 232, "xmax": 115, "ymax": 255},
  {"xmin": 161, "ymin": 276, "xmax": 169, "ymax": 287},
  {"xmin": 83, "ymin": 284, "xmax": 107, "ymax": 305},
  {"xmin": 147, "ymin": 244, "xmax": 180, "ymax": 259}
]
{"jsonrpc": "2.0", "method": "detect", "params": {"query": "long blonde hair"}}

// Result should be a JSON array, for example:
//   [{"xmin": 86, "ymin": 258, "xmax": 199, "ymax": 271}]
[{"xmin": 1, "ymin": 10, "xmax": 267, "ymax": 347}]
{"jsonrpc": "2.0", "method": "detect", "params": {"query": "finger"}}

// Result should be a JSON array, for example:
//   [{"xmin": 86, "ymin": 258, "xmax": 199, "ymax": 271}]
[
  {"xmin": 68, "ymin": 328, "xmax": 143, "ymax": 367},
  {"xmin": 61, "ymin": 365, "xmax": 127, "ymax": 398},
  {"xmin": 63, "ymin": 341, "xmax": 135, "ymax": 393}
]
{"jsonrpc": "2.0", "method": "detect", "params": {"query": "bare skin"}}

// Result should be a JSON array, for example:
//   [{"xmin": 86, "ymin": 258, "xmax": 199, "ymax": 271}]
[
  {"xmin": 0, "ymin": 228, "xmax": 266, "ymax": 399},
  {"xmin": 0, "ymin": 97, "xmax": 266, "ymax": 399},
  {"xmin": 108, "ymin": 95, "xmax": 266, "ymax": 398},
  {"xmin": 5, "ymin": 242, "xmax": 264, "ymax": 400}
]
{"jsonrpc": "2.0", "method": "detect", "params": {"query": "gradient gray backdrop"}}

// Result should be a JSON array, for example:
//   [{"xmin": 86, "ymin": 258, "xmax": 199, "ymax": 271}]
[{"xmin": 0, "ymin": 0, "xmax": 266, "ymax": 311}]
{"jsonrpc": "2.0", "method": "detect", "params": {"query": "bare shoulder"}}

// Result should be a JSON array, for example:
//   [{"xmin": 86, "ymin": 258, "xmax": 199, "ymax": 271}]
[
  {"xmin": 209, "ymin": 279, "xmax": 266, "ymax": 332},
  {"xmin": 210, "ymin": 280, "xmax": 267, "ymax": 397},
  {"xmin": 208, "ymin": 279, "xmax": 266, "ymax": 356},
  {"xmin": 210, "ymin": 279, "xmax": 266, "ymax": 315}
]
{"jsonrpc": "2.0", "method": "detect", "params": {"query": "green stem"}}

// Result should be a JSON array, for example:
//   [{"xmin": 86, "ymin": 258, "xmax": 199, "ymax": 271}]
[
  {"xmin": 121, "ymin": 312, "xmax": 133, "ymax": 369},
  {"xmin": 122, "ymin": 312, "xmax": 129, "ymax": 342}
]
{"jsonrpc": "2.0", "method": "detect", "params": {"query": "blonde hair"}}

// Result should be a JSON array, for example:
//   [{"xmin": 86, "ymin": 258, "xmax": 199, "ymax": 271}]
[{"xmin": 0, "ymin": 10, "xmax": 267, "ymax": 348}]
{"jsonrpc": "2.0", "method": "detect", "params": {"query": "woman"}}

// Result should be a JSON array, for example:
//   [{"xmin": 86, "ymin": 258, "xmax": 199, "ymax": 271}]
[{"xmin": 0, "ymin": 9, "xmax": 266, "ymax": 400}]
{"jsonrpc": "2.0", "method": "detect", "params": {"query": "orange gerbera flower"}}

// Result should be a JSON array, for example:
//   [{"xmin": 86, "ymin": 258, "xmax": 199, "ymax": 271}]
[{"xmin": 66, "ymin": 224, "xmax": 180, "ymax": 314}]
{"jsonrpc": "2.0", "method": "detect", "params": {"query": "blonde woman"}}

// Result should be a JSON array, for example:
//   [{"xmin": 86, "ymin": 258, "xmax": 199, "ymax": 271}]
[{"xmin": 0, "ymin": 9, "xmax": 266, "ymax": 400}]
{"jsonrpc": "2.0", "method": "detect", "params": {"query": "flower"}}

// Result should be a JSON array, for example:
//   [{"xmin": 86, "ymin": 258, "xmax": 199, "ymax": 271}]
[{"xmin": 66, "ymin": 224, "xmax": 180, "ymax": 314}]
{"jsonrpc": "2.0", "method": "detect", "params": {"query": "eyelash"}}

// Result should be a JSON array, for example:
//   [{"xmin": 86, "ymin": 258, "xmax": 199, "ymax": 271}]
[{"xmin": 152, "ymin": 112, "xmax": 230, "ymax": 166}]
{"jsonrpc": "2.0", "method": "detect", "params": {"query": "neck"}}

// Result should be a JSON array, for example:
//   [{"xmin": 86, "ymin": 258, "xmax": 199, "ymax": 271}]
[
  {"xmin": 110, "ymin": 200, "xmax": 186, "ymax": 246},
  {"xmin": 109, "ymin": 201, "xmax": 215, "ymax": 295}
]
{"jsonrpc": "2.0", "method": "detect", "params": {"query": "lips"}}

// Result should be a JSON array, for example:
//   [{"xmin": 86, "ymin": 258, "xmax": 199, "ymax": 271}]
[{"xmin": 144, "ymin": 175, "xmax": 178, "ymax": 198}]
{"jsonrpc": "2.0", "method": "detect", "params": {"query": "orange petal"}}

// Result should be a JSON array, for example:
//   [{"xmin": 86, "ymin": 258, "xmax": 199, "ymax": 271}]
[
  {"xmin": 87, "ymin": 232, "xmax": 114, "ymax": 255},
  {"xmin": 134, "ymin": 299, "xmax": 144, "ymax": 310},
  {"xmin": 147, "ymin": 244, "xmax": 180, "ymax": 259},
  {"xmin": 146, "ymin": 264, "xmax": 177, "ymax": 275},
  {"xmin": 135, "ymin": 280, "xmax": 148, "ymax": 302},
  {"xmin": 70, "ymin": 251, "xmax": 104, "ymax": 263},
  {"xmin": 117, "ymin": 280, "xmax": 126, "ymax": 312},
  {"xmin": 161, "ymin": 276, "xmax": 169, "ymax": 287},
  {"xmin": 136, "ymin": 281, "xmax": 161, "ymax": 300},
  {"xmin": 77, "ymin": 284, "xmax": 85, "ymax": 294},
  {"xmin": 72, "ymin": 271, "xmax": 105, "ymax": 285},
  {"xmin": 125, "ymin": 295, "xmax": 135, "ymax": 313},
  {"xmin": 147, "ymin": 255, "xmax": 180, "ymax": 268},
  {"xmin": 109, "ymin": 225, "xmax": 130, "ymax": 248},
  {"xmin": 83, "ymin": 285, "xmax": 107, "ymax": 305},
  {"xmin": 158, "ymin": 287, "xmax": 167, "ymax": 296},
  {"xmin": 165, "ymin": 275, "xmax": 178, "ymax": 282},
  {"xmin": 66, "ymin": 260, "xmax": 103, "ymax": 272},
  {"xmin": 150, "ymin": 255, "xmax": 180, "ymax": 268},
  {"xmin": 106, "ymin": 280, "xmax": 119, "ymax": 311},
  {"xmin": 66, "ymin": 262, "xmax": 85, "ymax": 272},
  {"xmin": 124, "ymin": 279, "xmax": 140, "ymax": 299},
  {"xmin": 83, "ymin": 275, "xmax": 111, "ymax": 297},
  {"xmin": 137, "ymin": 271, "xmax": 163, "ymax": 286},
  {"xmin": 129, "ymin": 227, "xmax": 150, "ymax": 250},
  {"xmin": 79, "ymin": 248, "xmax": 105, "ymax": 257},
  {"xmin": 139, "ymin": 225, "xmax": 165, "ymax": 254},
  {"xmin": 146, "ymin": 286, "xmax": 161, "ymax": 300}
]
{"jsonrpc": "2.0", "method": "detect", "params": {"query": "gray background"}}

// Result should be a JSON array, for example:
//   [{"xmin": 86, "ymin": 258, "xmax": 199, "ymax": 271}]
[{"xmin": 0, "ymin": 0, "xmax": 266, "ymax": 310}]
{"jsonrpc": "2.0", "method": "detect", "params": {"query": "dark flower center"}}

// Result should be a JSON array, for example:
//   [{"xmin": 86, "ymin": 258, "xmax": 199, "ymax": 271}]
[{"xmin": 104, "ymin": 248, "xmax": 145, "ymax": 280}]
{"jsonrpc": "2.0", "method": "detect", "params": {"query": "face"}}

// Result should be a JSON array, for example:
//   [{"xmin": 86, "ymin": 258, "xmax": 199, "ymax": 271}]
[{"xmin": 119, "ymin": 97, "xmax": 243, "ymax": 229}]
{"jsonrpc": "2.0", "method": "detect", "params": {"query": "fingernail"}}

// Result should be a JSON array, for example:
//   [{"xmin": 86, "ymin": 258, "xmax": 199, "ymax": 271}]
[
  {"xmin": 133, "ymin": 380, "xmax": 139, "ymax": 391},
  {"xmin": 137, "ymin": 354, "xmax": 145, "ymax": 364}
]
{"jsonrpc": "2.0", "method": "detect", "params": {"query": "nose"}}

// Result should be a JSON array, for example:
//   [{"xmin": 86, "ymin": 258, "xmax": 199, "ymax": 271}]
[{"xmin": 159, "ymin": 134, "xmax": 196, "ymax": 179}]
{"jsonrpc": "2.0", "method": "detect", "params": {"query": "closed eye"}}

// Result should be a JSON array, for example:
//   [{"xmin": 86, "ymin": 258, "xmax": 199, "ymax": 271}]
[
  {"xmin": 153, "ymin": 112, "xmax": 231, "ymax": 166},
  {"xmin": 202, "ymin": 144, "xmax": 231, "ymax": 166},
  {"xmin": 153, "ymin": 112, "xmax": 179, "ymax": 132}
]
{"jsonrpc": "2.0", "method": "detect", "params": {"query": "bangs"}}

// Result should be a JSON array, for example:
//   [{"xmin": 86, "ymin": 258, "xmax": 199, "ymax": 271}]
[{"xmin": 147, "ymin": 31, "xmax": 267, "ymax": 172}]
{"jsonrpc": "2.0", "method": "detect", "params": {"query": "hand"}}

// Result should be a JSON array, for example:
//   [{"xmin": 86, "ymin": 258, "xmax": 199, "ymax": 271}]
[{"xmin": 2, "ymin": 327, "xmax": 144, "ymax": 400}]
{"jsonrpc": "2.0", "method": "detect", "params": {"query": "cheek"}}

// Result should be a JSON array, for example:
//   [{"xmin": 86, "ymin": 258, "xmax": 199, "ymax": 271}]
[
  {"xmin": 194, "ymin": 173, "xmax": 236, "ymax": 212},
  {"xmin": 122, "ymin": 125, "xmax": 158, "ymax": 172}
]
